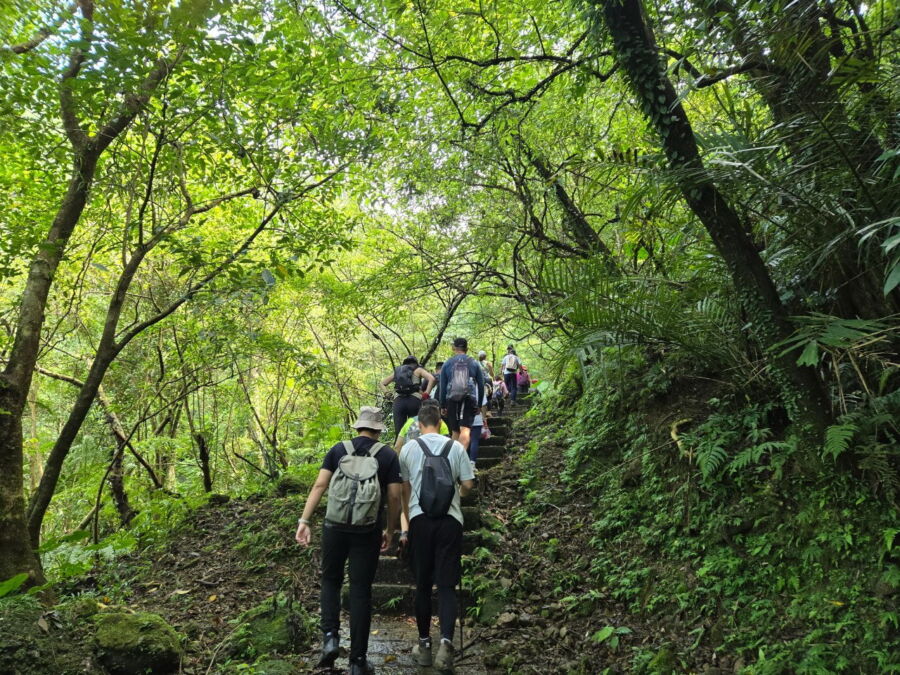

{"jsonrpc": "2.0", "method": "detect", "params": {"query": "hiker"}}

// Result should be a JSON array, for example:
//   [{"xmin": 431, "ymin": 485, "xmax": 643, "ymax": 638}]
[
  {"xmin": 438, "ymin": 337, "xmax": 485, "ymax": 452},
  {"xmin": 393, "ymin": 407, "xmax": 450, "ymax": 452},
  {"xmin": 477, "ymin": 350, "xmax": 494, "ymax": 381},
  {"xmin": 430, "ymin": 361, "xmax": 443, "ymax": 400},
  {"xmin": 294, "ymin": 406, "xmax": 402, "ymax": 675},
  {"xmin": 500, "ymin": 345, "xmax": 521, "ymax": 404},
  {"xmin": 517, "ymin": 364, "xmax": 531, "ymax": 397},
  {"xmin": 468, "ymin": 390, "xmax": 490, "ymax": 467},
  {"xmin": 380, "ymin": 356, "xmax": 436, "ymax": 436},
  {"xmin": 400, "ymin": 401, "xmax": 475, "ymax": 671},
  {"xmin": 491, "ymin": 376, "xmax": 507, "ymax": 414}
]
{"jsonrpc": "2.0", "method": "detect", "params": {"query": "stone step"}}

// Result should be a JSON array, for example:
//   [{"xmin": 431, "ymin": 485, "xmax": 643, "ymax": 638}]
[
  {"xmin": 375, "ymin": 555, "xmax": 414, "ymax": 584},
  {"xmin": 478, "ymin": 438, "xmax": 506, "ymax": 452},
  {"xmin": 461, "ymin": 506, "xmax": 482, "ymax": 529},
  {"xmin": 477, "ymin": 456, "xmax": 503, "ymax": 470},
  {"xmin": 344, "ymin": 584, "xmax": 473, "ymax": 615},
  {"xmin": 475, "ymin": 446, "xmax": 505, "ymax": 461}
]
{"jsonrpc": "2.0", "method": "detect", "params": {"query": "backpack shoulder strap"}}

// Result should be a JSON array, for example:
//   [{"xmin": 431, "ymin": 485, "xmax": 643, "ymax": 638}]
[
  {"xmin": 342, "ymin": 440, "xmax": 355, "ymax": 455},
  {"xmin": 440, "ymin": 438, "xmax": 454, "ymax": 458},
  {"xmin": 368, "ymin": 441, "xmax": 384, "ymax": 457},
  {"xmin": 416, "ymin": 437, "xmax": 435, "ymax": 457}
]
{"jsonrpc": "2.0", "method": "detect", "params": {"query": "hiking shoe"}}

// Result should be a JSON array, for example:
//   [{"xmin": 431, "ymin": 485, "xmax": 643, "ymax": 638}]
[
  {"xmin": 349, "ymin": 658, "xmax": 375, "ymax": 675},
  {"xmin": 412, "ymin": 637, "xmax": 433, "ymax": 666},
  {"xmin": 317, "ymin": 632, "xmax": 339, "ymax": 668},
  {"xmin": 434, "ymin": 639, "xmax": 455, "ymax": 671}
]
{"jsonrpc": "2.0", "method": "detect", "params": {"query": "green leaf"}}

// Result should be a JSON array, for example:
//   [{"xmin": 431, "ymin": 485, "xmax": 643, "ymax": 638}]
[
  {"xmin": 883, "ymin": 262, "xmax": 900, "ymax": 296},
  {"xmin": 0, "ymin": 573, "xmax": 29, "ymax": 598},
  {"xmin": 796, "ymin": 341, "xmax": 819, "ymax": 367},
  {"xmin": 591, "ymin": 626, "xmax": 616, "ymax": 643}
]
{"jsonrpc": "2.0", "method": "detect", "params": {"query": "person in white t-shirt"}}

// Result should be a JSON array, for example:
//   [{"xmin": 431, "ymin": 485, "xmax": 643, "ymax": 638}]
[
  {"xmin": 400, "ymin": 401, "xmax": 475, "ymax": 672},
  {"xmin": 500, "ymin": 345, "xmax": 521, "ymax": 403}
]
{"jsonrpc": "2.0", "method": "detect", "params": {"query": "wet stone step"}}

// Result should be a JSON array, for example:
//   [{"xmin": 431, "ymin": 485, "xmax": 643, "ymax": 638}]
[
  {"xmin": 376, "ymin": 555, "xmax": 414, "ymax": 585},
  {"xmin": 475, "ymin": 447, "xmax": 505, "ymax": 461},
  {"xmin": 343, "ymin": 584, "xmax": 472, "ymax": 614},
  {"xmin": 477, "ymin": 456, "xmax": 503, "ymax": 470}
]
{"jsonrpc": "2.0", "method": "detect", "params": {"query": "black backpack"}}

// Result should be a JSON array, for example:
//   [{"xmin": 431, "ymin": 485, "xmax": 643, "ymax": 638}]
[
  {"xmin": 394, "ymin": 364, "xmax": 419, "ymax": 395},
  {"xmin": 416, "ymin": 438, "xmax": 455, "ymax": 518}
]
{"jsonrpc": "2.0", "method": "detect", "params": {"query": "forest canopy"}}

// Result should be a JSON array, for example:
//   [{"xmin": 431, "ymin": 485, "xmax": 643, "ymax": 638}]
[{"xmin": 1, "ymin": 0, "xmax": 898, "ymax": 616}]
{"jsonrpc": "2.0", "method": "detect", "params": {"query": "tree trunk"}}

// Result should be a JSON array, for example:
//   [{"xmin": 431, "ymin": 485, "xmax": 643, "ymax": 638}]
[
  {"xmin": 591, "ymin": 0, "xmax": 830, "ymax": 432},
  {"xmin": 195, "ymin": 433, "xmax": 213, "ymax": 493},
  {"xmin": 108, "ymin": 447, "xmax": 137, "ymax": 527}
]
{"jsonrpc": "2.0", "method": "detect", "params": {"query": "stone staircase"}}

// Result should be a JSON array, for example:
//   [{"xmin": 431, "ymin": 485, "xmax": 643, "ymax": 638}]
[{"xmin": 342, "ymin": 397, "xmax": 534, "ymax": 614}]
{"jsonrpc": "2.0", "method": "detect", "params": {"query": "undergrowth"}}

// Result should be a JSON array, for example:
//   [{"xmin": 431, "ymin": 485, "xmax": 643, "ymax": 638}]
[{"xmin": 523, "ymin": 347, "xmax": 900, "ymax": 673}]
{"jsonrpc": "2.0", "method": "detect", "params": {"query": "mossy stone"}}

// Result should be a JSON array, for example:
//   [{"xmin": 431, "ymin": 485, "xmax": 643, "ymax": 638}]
[
  {"xmin": 230, "ymin": 594, "xmax": 313, "ymax": 658},
  {"xmin": 648, "ymin": 645, "xmax": 677, "ymax": 674},
  {"xmin": 94, "ymin": 611, "xmax": 182, "ymax": 675},
  {"xmin": 67, "ymin": 596, "xmax": 100, "ymax": 619},
  {"xmin": 275, "ymin": 476, "xmax": 307, "ymax": 496}
]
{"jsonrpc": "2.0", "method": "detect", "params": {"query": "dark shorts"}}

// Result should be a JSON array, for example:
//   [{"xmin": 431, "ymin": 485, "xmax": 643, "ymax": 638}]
[
  {"xmin": 409, "ymin": 514, "xmax": 463, "ymax": 588},
  {"xmin": 445, "ymin": 397, "xmax": 476, "ymax": 432}
]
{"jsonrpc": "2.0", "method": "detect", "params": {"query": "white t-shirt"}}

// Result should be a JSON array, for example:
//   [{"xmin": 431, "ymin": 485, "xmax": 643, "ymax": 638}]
[
  {"xmin": 400, "ymin": 432, "xmax": 474, "ymax": 526},
  {"xmin": 501, "ymin": 353, "xmax": 520, "ymax": 372}
]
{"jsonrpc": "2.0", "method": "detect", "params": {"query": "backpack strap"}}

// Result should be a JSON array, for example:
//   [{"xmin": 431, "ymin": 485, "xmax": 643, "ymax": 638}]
[
  {"xmin": 342, "ymin": 440, "xmax": 355, "ymax": 455},
  {"xmin": 415, "ymin": 437, "xmax": 435, "ymax": 458},
  {"xmin": 439, "ymin": 438, "xmax": 454, "ymax": 459},
  {"xmin": 367, "ymin": 441, "xmax": 384, "ymax": 457}
]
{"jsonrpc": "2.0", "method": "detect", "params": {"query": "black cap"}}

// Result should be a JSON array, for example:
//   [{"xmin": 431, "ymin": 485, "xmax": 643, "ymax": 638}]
[{"xmin": 452, "ymin": 337, "xmax": 468, "ymax": 351}]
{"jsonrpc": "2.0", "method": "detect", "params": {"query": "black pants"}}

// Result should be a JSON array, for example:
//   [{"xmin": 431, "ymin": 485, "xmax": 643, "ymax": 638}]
[
  {"xmin": 320, "ymin": 525, "xmax": 381, "ymax": 661},
  {"xmin": 393, "ymin": 395, "xmax": 421, "ymax": 436},
  {"xmin": 409, "ymin": 514, "xmax": 463, "ymax": 641},
  {"xmin": 504, "ymin": 371, "xmax": 518, "ymax": 402}
]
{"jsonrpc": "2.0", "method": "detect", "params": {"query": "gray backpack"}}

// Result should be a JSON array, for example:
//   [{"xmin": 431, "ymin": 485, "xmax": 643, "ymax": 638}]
[{"xmin": 324, "ymin": 441, "xmax": 384, "ymax": 529}]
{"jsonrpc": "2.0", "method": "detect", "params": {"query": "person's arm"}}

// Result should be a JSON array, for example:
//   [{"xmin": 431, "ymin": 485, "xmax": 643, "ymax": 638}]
[
  {"xmin": 379, "ymin": 372, "xmax": 394, "ymax": 395},
  {"xmin": 417, "ymin": 367, "xmax": 436, "ymax": 395},
  {"xmin": 294, "ymin": 468, "xmax": 333, "ymax": 546},
  {"xmin": 438, "ymin": 363, "xmax": 448, "ymax": 408},
  {"xmin": 459, "ymin": 479, "xmax": 475, "ymax": 498},
  {"xmin": 488, "ymin": 362, "xmax": 495, "ymax": 379},
  {"xmin": 394, "ymin": 434, "xmax": 406, "ymax": 452},
  {"xmin": 383, "ymin": 482, "xmax": 401, "ymax": 552}
]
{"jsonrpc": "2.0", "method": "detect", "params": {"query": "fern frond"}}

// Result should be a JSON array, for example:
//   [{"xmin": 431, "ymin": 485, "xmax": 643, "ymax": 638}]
[{"xmin": 823, "ymin": 423, "xmax": 857, "ymax": 462}]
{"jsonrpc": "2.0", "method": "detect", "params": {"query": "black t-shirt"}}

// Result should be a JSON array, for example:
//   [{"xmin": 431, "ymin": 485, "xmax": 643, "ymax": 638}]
[{"xmin": 322, "ymin": 436, "xmax": 402, "ymax": 530}]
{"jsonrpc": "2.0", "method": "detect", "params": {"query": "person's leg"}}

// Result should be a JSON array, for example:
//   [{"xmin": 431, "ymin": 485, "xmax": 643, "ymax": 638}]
[
  {"xmin": 505, "ymin": 372, "xmax": 517, "ymax": 403},
  {"xmin": 320, "ymin": 526, "xmax": 349, "ymax": 647},
  {"xmin": 393, "ymin": 395, "xmax": 417, "ymax": 437},
  {"xmin": 446, "ymin": 399, "xmax": 461, "ymax": 442},
  {"xmin": 468, "ymin": 425, "xmax": 482, "ymax": 462},
  {"xmin": 456, "ymin": 398, "xmax": 475, "ymax": 451},
  {"xmin": 346, "ymin": 528, "xmax": 381, "ymax": 664},
  {"xmin": 409, "ymin": 515, "xmax": 435, "ymax": 639},
  {"xmin": 433, "ymin": 516, "xmax": 463, "ymax": 641}
]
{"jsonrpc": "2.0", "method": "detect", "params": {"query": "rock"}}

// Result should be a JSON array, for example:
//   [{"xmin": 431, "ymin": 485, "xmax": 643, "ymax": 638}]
[
  {"xmin": 649, "ymin": 645, "xmax": 677, "ymax": 674},
  {"xmin": 559, "ymin": 626, "xmax": 568, "ymax": 638},
  {"xmin": 499, "ymin": 577, "xmax": 513, "ymax": 590},
  {"xmin": 66, "ymin": 596, "xmax": 99, "ymax": 619},
  {"xmin": 94, "ymin": 612, "xmax": 183, "ymax": 675},
  {"xmin": 477, "ymin": 590, "xmax": 506, "ymax": 625},
  {"xmin": 274, "ymin": 476, "xmax": 308, "ymax": 496},
  {"xmin": 206, "ymin": 494, "xmax": 231, "ymax": 506},
  {"xmin": 497, "ymin": 611, "xmax": 518, "ymax": 627},
  {"xmin": 229, "ymin": 594, "xmax": 313, "ymax": 658}
]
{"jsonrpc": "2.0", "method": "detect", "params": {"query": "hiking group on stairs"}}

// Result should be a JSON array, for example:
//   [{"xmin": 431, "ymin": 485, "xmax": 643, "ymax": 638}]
[{"xmin": 294, "ymin": 337, "xmax": 533, "ymax": 674}]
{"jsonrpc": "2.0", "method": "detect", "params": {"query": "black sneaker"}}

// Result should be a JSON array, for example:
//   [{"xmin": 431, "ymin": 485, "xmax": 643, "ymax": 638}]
[
  {"xmin": 349, "ymin": 657, "xmax": 375, "ymax": 674},
  {"xmin": 318, "ymin": 632, "xmax": 339, "ymax": 668}
]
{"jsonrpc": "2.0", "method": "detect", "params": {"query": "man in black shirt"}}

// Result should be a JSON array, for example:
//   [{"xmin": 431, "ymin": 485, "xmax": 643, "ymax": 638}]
[{"xmin": 295, "ymin": 406, "xmax": 401, "ymax": 675}]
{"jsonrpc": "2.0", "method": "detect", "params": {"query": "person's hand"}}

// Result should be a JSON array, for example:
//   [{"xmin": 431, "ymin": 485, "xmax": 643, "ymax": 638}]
[
  {"xmin": 295, "ymin": 521, "xmax": 311, "ymax": 547},
  {"xmin": 441, "ymin": 408, "xmax": 448, "ymax": 416},
  {"xmin": 398, "ymin": 532, "xmax": 409, "ymax": 559},
  {"xmin": 381, "ymin": 530, "xmax": 394, "ymax": 553}
]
